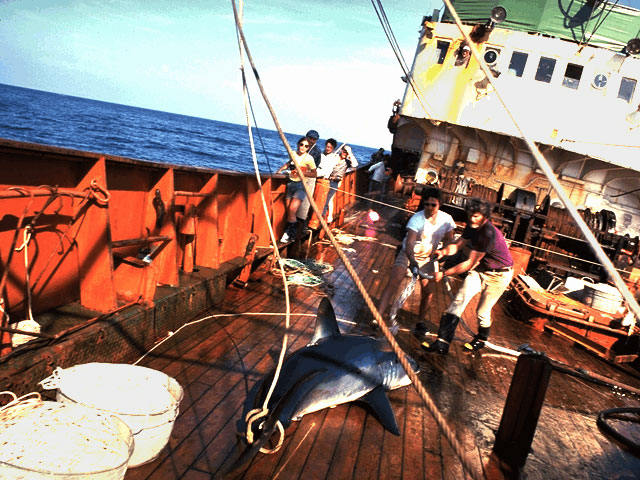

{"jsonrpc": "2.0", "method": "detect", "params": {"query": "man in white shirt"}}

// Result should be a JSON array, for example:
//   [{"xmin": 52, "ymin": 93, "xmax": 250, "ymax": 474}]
[
  {"xmin": 368, "ymin": 158, "xmax": 391, "ymax": 200},
  {"xmin": 378, "ymin": 187, "xmax": 456, "ymax": 326}
]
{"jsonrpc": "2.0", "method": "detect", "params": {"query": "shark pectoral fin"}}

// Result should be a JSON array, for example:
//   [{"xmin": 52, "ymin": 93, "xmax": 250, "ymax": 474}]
[{"xmin": 360, "ymin": 385, "xmax": 400, "ymax": 435}]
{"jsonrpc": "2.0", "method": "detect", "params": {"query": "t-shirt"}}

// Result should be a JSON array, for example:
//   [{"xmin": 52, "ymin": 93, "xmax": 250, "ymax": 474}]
[
  {"xmin": 317, "ymin": 152, "xmax": 338, "ymax": 179},
  {"xmin": 462, "ymin": 221, "xmax": 513, "ymax": 270},
  {"xmin": 288, "ymin": 152, "xmax": 317, "ymax": 182},
  {"xmin": 368, "ymin": 162, "xmax": 387, "ymax": 183},
  {"xmin": 403, "ymin": 210, "xmax": 456, "ymax": 262}
]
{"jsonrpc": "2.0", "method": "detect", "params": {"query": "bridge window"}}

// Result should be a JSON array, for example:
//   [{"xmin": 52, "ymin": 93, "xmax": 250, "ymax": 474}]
[
  {"xmin": 535, "ymin": 57, "xmax": 556, "ymax": 83},
  {"xmin": 508, "ymin": 51, "xmax": 528, "ymax": 77},
  {"xmin": 436, "ymin": 41, "xmax": 450, "ymax": 64},
  {"xmin": 562, "ymin": 63, "xmax": 583, "ymax": 89},
  {"xmin": 618, "ymin": 77, "xmax": 637, "ymax": 103}
]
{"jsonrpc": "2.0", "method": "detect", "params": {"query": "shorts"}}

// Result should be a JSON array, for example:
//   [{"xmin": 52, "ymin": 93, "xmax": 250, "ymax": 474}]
[
  {"xmin": 286, "ymin": 180, "xmax": 306, "ymax": 200},
  {"xmin": 394, "ymin": 249, "xmax": 437, "ymax": 275}
]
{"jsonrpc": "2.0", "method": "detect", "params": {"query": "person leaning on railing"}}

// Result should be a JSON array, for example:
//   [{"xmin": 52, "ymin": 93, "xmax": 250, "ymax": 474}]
[
  {"xmin": 276, "ymin": 137, "xmax": 317, "ymax": 243},
  {"xmin": 320, "ymin": 145, "xmax": 357, "ymax": 222}
]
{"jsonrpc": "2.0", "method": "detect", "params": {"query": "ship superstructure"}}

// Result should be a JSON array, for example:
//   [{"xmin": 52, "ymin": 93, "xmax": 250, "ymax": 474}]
[{"xmin": 393, "ymin": 0, "xmax": 640, "ymax": 240}]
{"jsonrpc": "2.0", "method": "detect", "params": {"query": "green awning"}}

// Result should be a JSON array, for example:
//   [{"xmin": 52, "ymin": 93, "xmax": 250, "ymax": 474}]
[{"xmin": 441, "ymin": 0, "xmax": 640, "ymax": 51}]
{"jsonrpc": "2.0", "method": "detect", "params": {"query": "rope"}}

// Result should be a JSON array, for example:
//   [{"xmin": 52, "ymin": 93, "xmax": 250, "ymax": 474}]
[
  {"xmin": 0, "ymin": 391, "xmax": 43, "ymax": 419},
  {"xmin": 15, "ymin": 227, "xmax": 34, "ymax": 325},
  {"xmin": 233, "ymin": 0, "xmax": 293, "ymax": 451},
  {"xmin": 231, "ymin": 4, "xmax": 482, "ymax": 477},
  {"xmin": 508, "ymin": 239, "xmax": 637, "ymax": 278},
  {"xmin": 0, "ymin": 189, "xmax": 34, "ymax": 335}
]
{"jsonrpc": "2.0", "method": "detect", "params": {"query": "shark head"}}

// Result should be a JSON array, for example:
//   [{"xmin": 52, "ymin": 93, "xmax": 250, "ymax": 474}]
[{"xmin": 378, "ymin": 349, "xmax": 418, "ymax": 391}]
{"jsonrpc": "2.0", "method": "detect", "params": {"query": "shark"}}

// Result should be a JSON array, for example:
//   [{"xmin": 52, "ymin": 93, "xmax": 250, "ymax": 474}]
[{"xmin": 228, "ymin": 297, "xmax": 418, "ymax": 473}]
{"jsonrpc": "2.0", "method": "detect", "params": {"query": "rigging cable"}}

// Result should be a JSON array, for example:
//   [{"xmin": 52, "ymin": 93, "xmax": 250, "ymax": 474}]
[
  {"xmin": 370, "ymin": 0, "xmax": 437, "ymax": 121},
  {"xmin": 583, "ymin": 0, "xmax": 621, "ymax": 49},
  {"xmin": 231, "ymin": 3, "xmax": 482, "ymax": 479}
]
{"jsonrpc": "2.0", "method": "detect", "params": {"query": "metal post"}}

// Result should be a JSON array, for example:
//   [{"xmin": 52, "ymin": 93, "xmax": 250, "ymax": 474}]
[{"xmin": 492, "ymin": 351, "xmax": 552, "ymax": 478}]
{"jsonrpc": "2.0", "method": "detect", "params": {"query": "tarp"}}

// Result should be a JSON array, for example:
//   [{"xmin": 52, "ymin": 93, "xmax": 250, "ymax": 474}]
[{"xmin": 442, "ymin": 0, "xmax": 640, "ymax": 51}]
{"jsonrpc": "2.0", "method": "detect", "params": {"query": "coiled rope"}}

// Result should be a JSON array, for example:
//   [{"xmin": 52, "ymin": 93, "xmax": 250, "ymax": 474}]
[{"xmin": 271, "ymin": 258, "xmax": 334, "ymax": 287}]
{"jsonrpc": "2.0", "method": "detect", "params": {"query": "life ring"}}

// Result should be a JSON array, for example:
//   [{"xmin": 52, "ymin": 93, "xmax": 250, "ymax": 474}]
[{"xmin": 425, "ymin": 169, "xmax": 439, "ymax": 185}]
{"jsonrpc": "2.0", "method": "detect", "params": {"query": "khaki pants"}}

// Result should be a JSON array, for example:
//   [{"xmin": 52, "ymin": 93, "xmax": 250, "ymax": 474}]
[
  {"xmin": 446, "ymin": 269, "xmax": 513, "ymax": 328},
  {"xmin": 308, "ymin": 178, "xmax": 330, "ymax": 230}
]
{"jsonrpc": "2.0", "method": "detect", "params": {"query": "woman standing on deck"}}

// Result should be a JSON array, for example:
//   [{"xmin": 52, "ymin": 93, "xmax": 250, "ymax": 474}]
[
  {"xmin": 277, "ymin": 138, "xmax": 317, "ymax": 243},
  {"xmin": 422, "ymin": 197, "xmax": 513, "ymax": 355}
]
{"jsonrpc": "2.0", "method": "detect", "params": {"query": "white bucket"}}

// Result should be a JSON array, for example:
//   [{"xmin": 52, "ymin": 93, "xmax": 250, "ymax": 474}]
[
  {"xmin": 583, "ymin": 283, "xmax": 623, "ymax": 314},
  {"xmin": 0, "ymin": 399, "xmax": 133, "ymax": 479},
  {"xmin": 40, "ymin": 363, "xmax": 183, "ymax": 467}
]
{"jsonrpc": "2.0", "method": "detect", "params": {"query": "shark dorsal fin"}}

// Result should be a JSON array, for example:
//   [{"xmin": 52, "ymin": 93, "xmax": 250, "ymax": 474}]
[
  {"xmin": 359, "ymin": 385, "xmax": 400, "ymax": 435},
  {"xmin": 309, "ymin": 297, "xmax": 341, "ymax": 345}
]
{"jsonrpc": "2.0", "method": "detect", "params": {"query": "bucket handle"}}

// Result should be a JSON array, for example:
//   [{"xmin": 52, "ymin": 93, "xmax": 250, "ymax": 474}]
[
  {"xmin": 38, "ymin": 367, "xmax": 64, "ymax": 390},
  {"xmin": 582, "ymin": 277, "xmax": 595, "ymax": 284},
  {"xmin": 127, "ymin": 407, "xmax": 180, "ymax": 435}
]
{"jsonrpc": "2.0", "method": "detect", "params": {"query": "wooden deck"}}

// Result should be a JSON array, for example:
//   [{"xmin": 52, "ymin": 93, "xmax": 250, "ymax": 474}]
[{"xmin": 124, "ymin": 202, "xmax": 640, "ymax": 480}]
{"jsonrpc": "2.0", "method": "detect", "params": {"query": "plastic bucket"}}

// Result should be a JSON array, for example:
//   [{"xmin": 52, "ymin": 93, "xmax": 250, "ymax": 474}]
[
  {"xmin": 0, "ymin": 399, "xmax": 133, "ymax": 479},
  {"xmin": 40, "ymin": 363, "xmax": 183, "ymax": 467},
  {"xmin": 583, "ymin": 283, "xmax": 623, "ymax": 314}
]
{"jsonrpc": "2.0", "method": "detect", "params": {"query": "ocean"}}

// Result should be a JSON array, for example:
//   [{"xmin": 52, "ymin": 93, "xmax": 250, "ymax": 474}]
[{"xmin": 0, "ymin": 83, "xmax": 378, "ymax": 173}]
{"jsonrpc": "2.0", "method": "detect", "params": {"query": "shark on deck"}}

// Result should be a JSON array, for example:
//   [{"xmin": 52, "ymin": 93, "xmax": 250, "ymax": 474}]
[{"xmin": 228, "ymin": 297, "xmax": 419, "ymax": 473}]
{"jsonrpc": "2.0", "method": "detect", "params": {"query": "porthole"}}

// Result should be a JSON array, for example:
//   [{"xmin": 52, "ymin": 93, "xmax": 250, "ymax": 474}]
[
  {"xmin": 484, "ymin": 48, "xmax": 500, "ymax": 65},
  {"xmin": 592, "ymin": 73, "xmax": 608, "ymax": 89}
]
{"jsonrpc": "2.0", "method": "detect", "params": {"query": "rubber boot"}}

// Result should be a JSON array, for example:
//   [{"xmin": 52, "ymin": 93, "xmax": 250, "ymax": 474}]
[
  {"xmin": 279, "ymin": 222, "xmax": 297, "ymax": 243},
  {"xmin": 297, "ymin": 216, "xmax": 309, "ymax": 237},
  {"xmin": 421, "ymin": 313, "xmax": 460, "ymax": 355},
  {"xmin": 464, "ymin": 326, "xmax": 490, "ymax": 351},
  {"xmin": 414, "ymin": 322, "xmax": 429, "ymax": 339}
]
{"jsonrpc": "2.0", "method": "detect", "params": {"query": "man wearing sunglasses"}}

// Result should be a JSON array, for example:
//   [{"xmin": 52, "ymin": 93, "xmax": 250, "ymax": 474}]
[{"xmin": 378, "ymin": 187, "xmax": 456, "ymax": 326}]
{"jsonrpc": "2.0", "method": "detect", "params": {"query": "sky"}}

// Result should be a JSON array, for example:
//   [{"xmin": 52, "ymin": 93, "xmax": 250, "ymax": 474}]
[{"xmin": 0, "ymin": 0, "xmax": 441, "ymax": 149}]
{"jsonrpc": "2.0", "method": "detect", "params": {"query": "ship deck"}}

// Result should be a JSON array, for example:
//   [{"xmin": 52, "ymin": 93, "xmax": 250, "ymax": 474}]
[{"xmin": 124, "ymin": 200, "xmax": 640, "ymax": 480}]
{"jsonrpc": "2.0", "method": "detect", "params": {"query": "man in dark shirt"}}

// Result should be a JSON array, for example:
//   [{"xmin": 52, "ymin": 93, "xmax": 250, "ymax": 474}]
[{"xmin": 421, "ymin": 197, "xmax": 514, "ymax": 355}]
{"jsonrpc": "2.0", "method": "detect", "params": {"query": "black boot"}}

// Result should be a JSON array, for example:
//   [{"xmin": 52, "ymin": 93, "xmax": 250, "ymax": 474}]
[
  {"xmin": 279, "ymin": 222, "xmax": 297, "ymax": 243},
  {"xmin": 464, "ymin": 326, "xmax": 490, "ymax": 351},
  {"xmin": 414, "ymin": 322, "xmax": 429, "ymax": 339},
  {"xmin": 421, "ymin": 313, "xmax": 460, "ymax": 355}
]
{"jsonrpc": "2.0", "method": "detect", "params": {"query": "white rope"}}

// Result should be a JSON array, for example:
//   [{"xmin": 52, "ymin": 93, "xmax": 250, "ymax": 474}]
[{"xmin": 14, "ymin": 227, "xmax": 35, "ymax": 322}]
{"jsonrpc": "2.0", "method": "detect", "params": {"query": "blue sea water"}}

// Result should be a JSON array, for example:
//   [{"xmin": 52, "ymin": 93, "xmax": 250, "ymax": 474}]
[{"xmin": 0, "ymin": 83, "xmax": 378, "ymax": 173}]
